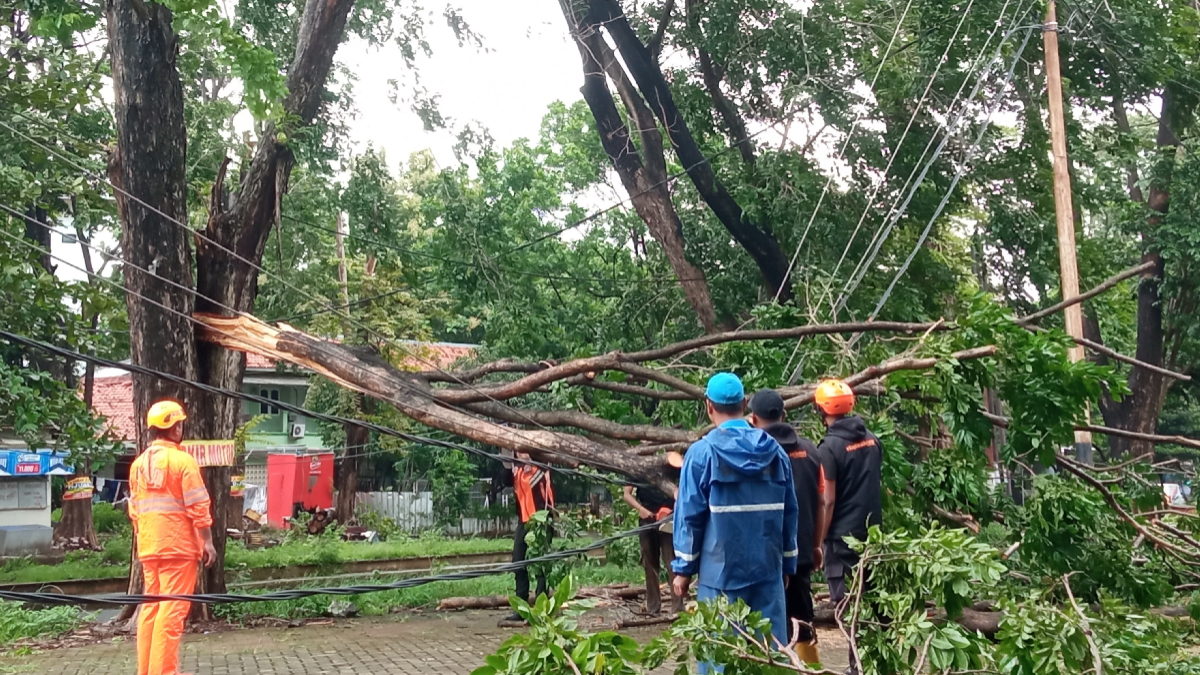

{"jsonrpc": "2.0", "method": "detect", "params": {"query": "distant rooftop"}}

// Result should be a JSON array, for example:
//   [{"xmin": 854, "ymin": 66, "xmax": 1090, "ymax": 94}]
[{"xmin": 90, "ymin": 341, "xmax": 477, "ymax": 442}]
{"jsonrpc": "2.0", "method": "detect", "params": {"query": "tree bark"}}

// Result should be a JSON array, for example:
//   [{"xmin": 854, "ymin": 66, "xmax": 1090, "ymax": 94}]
[
  {"xmin": 108, "ymin": 0, "xmax": 360, "ymax": 619},
  {"xmin": 1100, "ymin": 89, "xmax": 1182, "ymax": 457},
  {"xmin": 565, "ymin": 6, "xmax": 721, "ymax": 333},
  {"xmin": 190, "ymin": 0, "xmax": 357, "ymax": 605},
  {"xmin": 583, "ymin": 0, "xmax": 793, "ymax": 299},
  {"xmin": 106, "ymin": 0, "xmax": 196, "ymax": 623},
  {"xmin": 336, "ymin": 403, "xmax": 369, "ymax": 525}
]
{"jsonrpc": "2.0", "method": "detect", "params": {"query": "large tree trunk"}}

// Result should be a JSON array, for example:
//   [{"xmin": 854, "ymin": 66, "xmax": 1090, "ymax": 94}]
[
  {"xmin": 195, "ymin": 0, "xmax": 358, "ymax": 604},
  {"xmin": 55, "ymin": 354, "xmax": 98, "ymax": 550},
  {"xmin": 336, "ymin": 415, "xmax": 368, "ymax": 524},
  {"xmin": 575, "ymin": 0, "xmax": 793, "ymax": 300},
  {"xmin": 106, "ymin": 0, "xmax": 196, "ymax": 623},
  {"xmin": 1098, "ymin": 91, "xmax": 1182, "ymax": 457},
  {"xmin": 565, "ymin": 7, "xmax": 721, "ymax": 333}
]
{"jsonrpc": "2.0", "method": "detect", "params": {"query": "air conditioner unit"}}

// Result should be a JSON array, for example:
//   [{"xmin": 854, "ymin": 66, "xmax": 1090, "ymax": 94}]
[{"xmin": 289, "ymin": 423, "xmax": 306, "ymax": 439}]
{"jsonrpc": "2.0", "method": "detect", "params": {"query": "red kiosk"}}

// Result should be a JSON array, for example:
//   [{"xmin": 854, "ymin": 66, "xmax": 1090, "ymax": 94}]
[{"xmin": 265, "ymin": 452, "xmax": 334, "ymax": 529}]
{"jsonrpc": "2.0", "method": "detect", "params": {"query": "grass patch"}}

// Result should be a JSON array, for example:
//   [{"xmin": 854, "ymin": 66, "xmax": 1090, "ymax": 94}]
[
  {"xmin": 213, "ymin": 563, "xmax": 646, "ymax": 622},
  {"xmin": 1, "ymin": 530, "xmax": 515, "ymax": 585},
  {"xmin": 225, "ymin": 530, "xmax": 514, "ymax": 572},
  {"xmin": 0, "ymin": 602, "xmax": 88, "ymax": 647}
]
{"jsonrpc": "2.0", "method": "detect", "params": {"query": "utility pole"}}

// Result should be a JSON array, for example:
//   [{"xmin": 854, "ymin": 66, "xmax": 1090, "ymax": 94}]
[
  {"xmin": 335, "ymin": 211, "xmax": 350, "ymax": 334},
  {"xmin": 1043, "ymin": 0, "xmax": 1093, "ymax": 464}
]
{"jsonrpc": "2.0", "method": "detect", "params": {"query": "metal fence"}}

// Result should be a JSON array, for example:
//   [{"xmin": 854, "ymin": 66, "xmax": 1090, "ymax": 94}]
[{"xmin": 357, "ymin": 483, "xmax": 517, "ymax": 537}]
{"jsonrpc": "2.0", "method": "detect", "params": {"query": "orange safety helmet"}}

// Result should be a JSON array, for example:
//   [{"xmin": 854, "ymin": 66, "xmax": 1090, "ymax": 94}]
[
  {"xmin": 813, "ymin": 379, "xmax": 855, "ymax": 416},
  {"xmin": 146, "ymin": 400, "xmax": 187, "ymax": 429}
]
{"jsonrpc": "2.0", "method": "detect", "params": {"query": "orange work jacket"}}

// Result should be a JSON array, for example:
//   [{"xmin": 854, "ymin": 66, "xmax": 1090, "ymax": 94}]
[
  {"xmin": 128, "ymin": 439, "xmax": 213, "ymax": 561},
  {"xmin": 513, "ymin": 465, "xmax": 554, "ymax": 523}
]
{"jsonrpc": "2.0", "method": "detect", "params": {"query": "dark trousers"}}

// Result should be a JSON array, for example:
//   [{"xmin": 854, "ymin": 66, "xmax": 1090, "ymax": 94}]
[
  {"xmin": 784, "ymin": 565, "xmax": 815, "ymax": 642},
  {"xmin": 826, "ymin": 543, "xmax": 886, "ymax": 675},
  {"xmin": 638, "ymin": 517, "xmax": 681, "ymax": 614},
  {"xmin": 513, "ymin": 518, "xmax": 549, "ymax": 601}
]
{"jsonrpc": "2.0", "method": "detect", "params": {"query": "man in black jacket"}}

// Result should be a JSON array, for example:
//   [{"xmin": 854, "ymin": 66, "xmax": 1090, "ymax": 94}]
[
  {"xmin": 813, "ymin": 379, "xmax": 882, "ymax": 674},
  {"xmin": 749, "ymin": 389, "xmax": 823, "ymax": 664}
]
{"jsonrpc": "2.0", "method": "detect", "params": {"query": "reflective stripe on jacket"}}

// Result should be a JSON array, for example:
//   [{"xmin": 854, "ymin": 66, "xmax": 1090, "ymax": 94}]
[
  {"xmin": 671, "ymin": 419, "xmax": 799, "ymax": 590},
  {"xmin": 128, "ymin": 440, "xmax": 213, "ymax": 561}
]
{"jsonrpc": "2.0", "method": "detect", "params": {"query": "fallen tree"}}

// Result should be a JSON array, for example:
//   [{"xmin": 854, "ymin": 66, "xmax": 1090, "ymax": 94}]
[{"xmin": 194, "ymin": 313, "xmax": 975, "ymax": 488}]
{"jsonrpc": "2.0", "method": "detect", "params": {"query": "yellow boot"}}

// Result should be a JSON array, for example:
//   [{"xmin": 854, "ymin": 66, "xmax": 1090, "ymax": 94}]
[{"xmin": 795, "ymin": 640, "xmax": 820, "ymax": 665}]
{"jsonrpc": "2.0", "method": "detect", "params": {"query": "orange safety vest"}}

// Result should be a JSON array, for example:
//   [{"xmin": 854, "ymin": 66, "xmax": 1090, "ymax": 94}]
[
  {"xmin": 128, "ymin": 439, "xmax": 213, "ymax": 561},
  {"xmin": 513, "ymin": 465, "xmax": 554, "ymax": 523}
]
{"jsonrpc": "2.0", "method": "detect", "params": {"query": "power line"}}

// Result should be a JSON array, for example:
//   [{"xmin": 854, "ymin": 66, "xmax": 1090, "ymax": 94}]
[
  {"xmin": 772, "ymin": 0, "xmax": 920, "ymax": 304},
  {"xmin": 826, "ymin": 0, "xmax": 981, "ymax": 291},
  {"xmin": 0, "ymin": 326, "xmax": 647, "ymax": 488},
  {"xmin": 859, "ymin": 20, "xmax": 1039, "ymax": 330},
  {"xmin": 833, "ymin": 7, "xmax": 1045, "ymax": 318},
  {"xmin": 0, "ymin": 119, "xmax": 607, "ymax": 449},
  {"xmin": 779, "ymin": 0, "xmax": 1026, "ymax": 382},
  {"xmin": 0, "ymin": 214, "xmax": 647, "ymax": 484},
  {"xmin": 279, "ymin": 213, "xmax": 697, "ymax": 286},
  {"xmin": 0, "ymin": 521, "xmax": 662, "ymax": 606}
]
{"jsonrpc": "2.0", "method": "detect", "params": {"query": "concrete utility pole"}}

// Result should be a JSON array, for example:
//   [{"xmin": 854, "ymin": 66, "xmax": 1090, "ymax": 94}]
[
  {"xmin": 1043, "ymin": 0, "xmax": 1093, "ymax": 463},
  {"xmin": 335, "ymin": 211, "xmax": 351, "ymax": 334}
]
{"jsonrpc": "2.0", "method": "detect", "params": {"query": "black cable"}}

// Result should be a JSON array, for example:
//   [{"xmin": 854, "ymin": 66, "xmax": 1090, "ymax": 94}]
[
  {"xmin": 270, "ymin": 287, "xmax": 413, "ymax": 323},
  {"xmin": 0, "ymin": 328, "xmax": 649, "ymax": 488},
  {"xmin": 0, "ymin": 522, "xmax": 662, "ymax": 606},
  {"xmin": 0, "ymin": 208, "xmax": 647, "ymax": 476},
  {"xmin": 278, "ymin": 214, "xmax": 695, "ymax": 286}
]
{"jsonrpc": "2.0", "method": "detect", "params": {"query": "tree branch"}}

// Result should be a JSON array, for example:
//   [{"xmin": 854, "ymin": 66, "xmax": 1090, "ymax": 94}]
[
  {"xmin": 434, "ymin": 321, "xmax": 947, "ymax": 404},
  {"xmin": 647, "ymin": 0, "xmax": 675, "ymax": 61},
  {"xmin": 461, "ymin": 401, "xmax": 695, "ymax": 443},
  {"xmin": 1063, "ymin": 574, "xmax": 1103, "ymax": 675},
  {"xmin": 421, "ymin": 359, "xmax": 546, "ymax": 383},
  {"xmin": 1073, "ymin": 335, "xmax": 1191, "ymax": 381},
  {"xmin": 1015, "ymin": 261, "xmax": 1155, "ymax": 326},
  {"xmin": 194, "ymin": 313, "xmax": 673, "ymax": 489},
  {"xmin": 783, "ymin": 346, "xmax": 997, "ymax": 409}
]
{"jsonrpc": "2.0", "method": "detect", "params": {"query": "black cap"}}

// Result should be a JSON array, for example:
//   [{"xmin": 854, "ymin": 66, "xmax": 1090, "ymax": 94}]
[{"xmin": 749, "ymin": 389, "xmax": 785, "ymax": 422}]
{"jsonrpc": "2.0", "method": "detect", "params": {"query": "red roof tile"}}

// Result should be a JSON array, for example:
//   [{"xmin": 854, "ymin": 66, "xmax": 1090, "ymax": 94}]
[
  {"xmin": 92, "ymin": 373, "xmax": 137, "ymax": 442},
  {"xmin": 247, "ymin": 352, "xmax": 274, "ymax": 369}
]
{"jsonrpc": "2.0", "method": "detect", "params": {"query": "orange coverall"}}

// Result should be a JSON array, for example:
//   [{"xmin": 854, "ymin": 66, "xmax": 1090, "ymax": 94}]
[{"xmin": 128, "ymin": 439, "xmax": 212, "ymax": 675}]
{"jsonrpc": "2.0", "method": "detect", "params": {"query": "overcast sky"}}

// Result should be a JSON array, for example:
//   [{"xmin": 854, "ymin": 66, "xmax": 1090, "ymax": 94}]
[
  {"xmin": 52, "ymin": 1, "xmax": 586, "ymax": 283},
  {"xmin": 329, "ymin": 1, "xmax": 584, "ymax": 173}
]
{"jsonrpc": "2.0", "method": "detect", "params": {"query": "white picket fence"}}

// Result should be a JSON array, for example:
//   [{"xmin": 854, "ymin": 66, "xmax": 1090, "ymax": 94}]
[{"xmin": 357, "ymin": 491, "xmax": 518, "ymax": 537}]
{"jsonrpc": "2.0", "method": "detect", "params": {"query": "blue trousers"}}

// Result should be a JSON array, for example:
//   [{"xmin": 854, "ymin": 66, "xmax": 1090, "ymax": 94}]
[{"xmin": 698, "ymin": 578, "xmax": 788, "ymax": 648}]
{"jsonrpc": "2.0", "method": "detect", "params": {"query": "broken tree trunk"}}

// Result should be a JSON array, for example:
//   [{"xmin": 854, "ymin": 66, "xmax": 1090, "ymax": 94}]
[
  {"xmin": 194, "ymin": 313, "xmax": 976, "ymax": 491},
  {"xmin": 195, "ymin": 314, "xmax": 674, "ymax": 490}
]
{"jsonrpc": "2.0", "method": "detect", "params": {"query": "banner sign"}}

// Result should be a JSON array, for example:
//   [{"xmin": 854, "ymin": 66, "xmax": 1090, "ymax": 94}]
[
  {"xmin": 0, "ymin": 450, "xmax": 74, "ymax": 477},
  {"xmin": 13, "ymin": 453, "xmax": 42, "ymax": 475},
  {"xmin": 230, "ymin": 475, "xmax": 245, "ymax": 498},
  {"xmin": 64, "ymin": 476, "xmax": 94, "ymax": 501},
  {"xmin": 181, "ymin": 440, "xmax": 235, "ymax": 467}
]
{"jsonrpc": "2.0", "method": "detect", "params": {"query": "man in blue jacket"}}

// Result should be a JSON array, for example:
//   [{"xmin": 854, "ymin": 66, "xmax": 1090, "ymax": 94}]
[{"xmin": 671, "ymin": 372, "xmax": 800, "ymax": 649}]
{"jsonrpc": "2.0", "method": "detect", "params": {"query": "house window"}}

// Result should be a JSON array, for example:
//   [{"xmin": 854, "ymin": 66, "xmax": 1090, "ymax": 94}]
[{"xmin": 259, "ymin": 389, "xmax": 280, "ymax": 415}]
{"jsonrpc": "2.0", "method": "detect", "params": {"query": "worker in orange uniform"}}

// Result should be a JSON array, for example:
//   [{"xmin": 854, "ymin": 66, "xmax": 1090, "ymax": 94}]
[
  {"xmin": 503, "ymin": 451, "xmax": 555, "ymax": 623},
  {"xmin": 128, "ymin": 400, "xmax": 218, "ymax": 675}
]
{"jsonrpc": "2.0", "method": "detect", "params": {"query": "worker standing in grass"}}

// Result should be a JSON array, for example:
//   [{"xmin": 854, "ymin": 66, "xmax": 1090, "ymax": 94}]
[
  {"xmin": 813, "ymin": 379, "xmax": 882, "ymax": 675},
  {"xmin": 128, "ymin": 400, "xmax": 217, "ymax": 675},
  {"xmin": 748, "ymin": 388, "xmax": 824, "ymax": 664},
  {"xmin": 671, "ymin": 372, "xmax": 798, "ymax": 650},
  {"xmin": 503, "ymin": 451, "xmax": 555, "ymax": 622}
]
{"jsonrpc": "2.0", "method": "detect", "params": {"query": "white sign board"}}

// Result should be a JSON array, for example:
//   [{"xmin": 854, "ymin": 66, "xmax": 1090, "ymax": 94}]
[
  {"xmin": 17, "ymin": 479, "xmax": 47, "ymax": 510},
  {"xmin": 0, "ymin": 479, "xmax": 17, "ymax": 510}
]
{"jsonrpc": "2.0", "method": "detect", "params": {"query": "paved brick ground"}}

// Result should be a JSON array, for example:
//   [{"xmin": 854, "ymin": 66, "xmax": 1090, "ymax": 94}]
[{"xmin": 4, "ymin": 610, "xmax": 850, "ymax": 674}]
